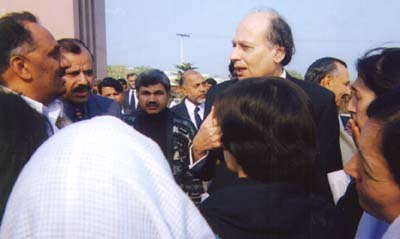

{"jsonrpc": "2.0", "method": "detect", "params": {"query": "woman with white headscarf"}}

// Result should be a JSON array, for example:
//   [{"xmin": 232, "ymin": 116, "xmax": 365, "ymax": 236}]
[{"xmin": 0, "ymin": 116, "xmax": 214, "ymax": 239}]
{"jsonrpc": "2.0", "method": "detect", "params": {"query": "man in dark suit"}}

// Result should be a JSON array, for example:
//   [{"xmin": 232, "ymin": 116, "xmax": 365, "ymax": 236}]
[
  {"xmin": 171, "ymin": 70, "xmax": 207, "ymax": 130},
  {"xmin": 191, "ymin": 10, "xmax": 342, "ymax": 203},
  {"xmin": 58, "ymin": 38, "xmax": 121, "ymax": 122},
  {"xmin": 123, "ymin": 73, "xmax": 138, "ymax": 115}
]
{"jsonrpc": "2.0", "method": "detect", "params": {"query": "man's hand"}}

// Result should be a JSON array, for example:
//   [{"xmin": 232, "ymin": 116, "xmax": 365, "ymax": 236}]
[{"xmin": 192, "ymin": 107, "xmax": 222, "ymax": 162}]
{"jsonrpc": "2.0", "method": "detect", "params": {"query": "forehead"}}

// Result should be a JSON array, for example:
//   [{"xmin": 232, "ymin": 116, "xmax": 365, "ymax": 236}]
[
  {"xmin": 102, "ymin": 86, "xmax": 118, "ymax": 93},
  {"xmin": 184, "ymin": 73, "xmax": 204, "ymax": 85},
  {"xmin": 127, "ymin": 75, "xmax": 137, "ymax": 81},
  {"xmin": 234, "ymin": 13, "xmax": 272, "ymax": 44},
  {"xmin": 25, "ymin": 22, "xmax": 57, "ymax": 53},
  {"xmin": 62, "ymin": 50, "xmax": 93, "ymax": 68},
  {"xmin": 139, "ymin": 83, "xmax": 167, "ymax": 93},
  {"xmin": 334, "ymin": 63, "xmax": 349, "ymax": 81}
]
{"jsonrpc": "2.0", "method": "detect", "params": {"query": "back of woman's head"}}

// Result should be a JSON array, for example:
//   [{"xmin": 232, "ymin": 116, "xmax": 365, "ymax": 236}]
[
  {"xmin": 214, "ymin": 77, "xmax": 316, "ymax": 187},
  {"xmin": 357, "ymin": 47, "xmax": 400, "ymax": 96}
]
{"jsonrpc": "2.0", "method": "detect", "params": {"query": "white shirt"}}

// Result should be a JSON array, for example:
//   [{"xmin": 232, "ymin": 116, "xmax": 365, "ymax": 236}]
[
  {"xmin": 184, "ymin": 98, "xmax": 205, "ymax": 129},
  {"xmin": 128, "ymin": 88, "xmax": 138, "ymax": 108}
]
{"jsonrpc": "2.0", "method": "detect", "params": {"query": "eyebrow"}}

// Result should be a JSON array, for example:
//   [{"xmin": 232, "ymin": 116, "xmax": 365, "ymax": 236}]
[{"xmin": 48, "ymin": 45, "xmax": 60, "ymax": 56}]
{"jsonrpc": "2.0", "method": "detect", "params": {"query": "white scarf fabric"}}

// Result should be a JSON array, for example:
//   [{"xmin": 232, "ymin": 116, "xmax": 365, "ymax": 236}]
[{"xmin": 0, "ymin": 116, "xmax": 214, "ymax": 239}]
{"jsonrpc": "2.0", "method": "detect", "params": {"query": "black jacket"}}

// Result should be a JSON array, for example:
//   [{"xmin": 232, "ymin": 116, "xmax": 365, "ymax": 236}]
[
  {"xmin": 200, "ymin": 178, "xmax": 344, "ymax": 239},
  {"xmin": 194, "ymin": 75, "xmax": 342, "ymax": 203}
]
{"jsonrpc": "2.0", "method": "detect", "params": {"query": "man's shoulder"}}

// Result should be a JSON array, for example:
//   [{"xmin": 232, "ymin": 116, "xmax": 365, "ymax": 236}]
[
  {"xmin": 88, "ymin": 94, "xmax": 121, "ymax": 117},
  {"xmin": 170, "ymin": 100, "xmax": 187, "ymax": 113},
  {"xmin": 286, "ymin": 74, "xmax": 335, "ymax": 102},
  {"xmin": 170, "ymin": 111, "xmax": 196, "ymax": 134}
]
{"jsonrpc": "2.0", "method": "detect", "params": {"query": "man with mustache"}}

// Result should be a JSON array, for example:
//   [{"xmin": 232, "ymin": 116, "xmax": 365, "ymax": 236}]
[
  {"xmin": 58, "ymin": 38, "xmax": 121, "ymax": 122},
  {"xmin": 171, "ymin": 70, "xmax": 208, "ymax": 130},
  {"xmin": 132, "ymin": 69, "xmax": 204, "ymax": 204}
]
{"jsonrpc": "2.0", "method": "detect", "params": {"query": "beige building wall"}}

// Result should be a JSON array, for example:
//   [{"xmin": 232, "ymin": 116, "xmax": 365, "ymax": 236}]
[{"xmin": 0, "ymin": 0, "xmax": 107, "ymax": 79}]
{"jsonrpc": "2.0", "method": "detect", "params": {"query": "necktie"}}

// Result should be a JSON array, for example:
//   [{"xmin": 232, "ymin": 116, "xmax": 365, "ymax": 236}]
[
  {"xmin": 129, "ymin": 90, "xmax": 136, "ymax": 113},
  {"xmin": 194, "ymin": 106, "xmax": 202, "ymax": 129}
]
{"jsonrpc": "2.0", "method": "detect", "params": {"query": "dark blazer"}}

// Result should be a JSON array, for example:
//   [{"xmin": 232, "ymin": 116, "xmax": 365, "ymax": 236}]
[
  {"xmin": 200, "ymin": 178, "xmax": 344, "ymax": 239},
  {"xmin": 196, "ymin": 74, "xmax": 342, "ymax": 203},
  {"xmin": 64, "ymin": 94, "xmax": 121, "ymax": 122},
  {"xmin": 171, "ymin": 100, "xmax": 191, "ymax": 123},
  {"xmin": 123, "ymin": 89, "xmax": 136, "ymax": 115}
]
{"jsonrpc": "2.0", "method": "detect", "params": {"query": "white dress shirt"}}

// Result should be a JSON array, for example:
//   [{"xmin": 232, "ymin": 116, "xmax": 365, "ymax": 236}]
[{"xmin": 184, "ymin": 99, "xmax": 205, "ymax": 129}]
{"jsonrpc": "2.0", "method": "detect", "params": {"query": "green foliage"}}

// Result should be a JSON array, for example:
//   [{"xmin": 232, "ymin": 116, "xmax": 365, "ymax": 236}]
[
  {"xmin": 173, "ymin": 62, "xmax": 197, "ymax": 85},
  {"xmin": 106, "ymin": 65, "xmax": 152, "ymax": 79},
  {"xmin": 287, "ymin": 69, "xmax": 304, "ymax": 80}
]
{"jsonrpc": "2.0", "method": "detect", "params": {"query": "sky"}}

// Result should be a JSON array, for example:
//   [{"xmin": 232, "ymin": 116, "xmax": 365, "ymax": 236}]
[{"xmin": 105, "ymin": 0, "xmax": 400, "ymax": 80}]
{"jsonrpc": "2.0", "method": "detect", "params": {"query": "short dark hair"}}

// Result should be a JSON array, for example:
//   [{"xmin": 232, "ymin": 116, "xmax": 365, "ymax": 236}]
[
  {"xmin": 136, "ymin": 69, "xmax": 171, "ymax": 93},
  {"xmin": 117, "ymin": 78, "xmax": 127, "ymax": 86},
  {"xmin": 357, "ymin": 47, "xmax": 400, "ymax": 96},
  {"xmin": 126, "ymin": 73, "xmax": 137, "ymax": 78},
  {"xmin": 98, "ymin": 77, "xmax": 123, "ymax": 95},
  {"xmin": 305, "ymin": 57, "xmax": 347, "ymax": 84},
  {"xmin": 0, "ymin": 11, "xmax": 37, "ymax": 77},
  {"xmin": 266, "ymin": 10, "xmax": 295, "ymax": 66},
  {"xmin": 57, "ymin": 38, "xmax": 94, "ymax": 61},
  {"xmin": 204, "ymin": 78, "xmax": 217, "ymax": 86},
  {"xmin": 367, "ymin": 87, "xmax": 400, "ymax": 185},
  {"xmin": 214, "ymin": 77, "xmax": 316, "ymax": 187}
]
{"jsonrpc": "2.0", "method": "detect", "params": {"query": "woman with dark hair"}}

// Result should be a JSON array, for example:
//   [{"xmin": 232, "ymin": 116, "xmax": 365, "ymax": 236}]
[
  {"xmin": 199, "ymin": 77, "xmax": 340, "ymax": 239},
  {"xmin": 0, "ymin": 91, "xmax": 49, "ymax": 222}
]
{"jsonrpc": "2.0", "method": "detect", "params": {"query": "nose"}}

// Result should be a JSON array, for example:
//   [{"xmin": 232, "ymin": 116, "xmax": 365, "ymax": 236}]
[
  {"xmin": 77, "ymin": 71, "xmax": 89, "ymax": 85},
  {"xmin": 230, "ymin": 45, "xmax": 240, "ymax": 62},
  {"xmin": 344, "ymin": 153, "xmax": 360, "ymax": 180},
  {"xmin": 347, "ymin": 94, "xmax": 356, "ymax": 114}
]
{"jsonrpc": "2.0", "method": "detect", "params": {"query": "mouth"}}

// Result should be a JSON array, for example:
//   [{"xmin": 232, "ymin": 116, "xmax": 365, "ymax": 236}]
[
  {"xmin": 146, "ymin": 103, "xmax": 159, "ymax": 110},
  {"xmin": 72, "ymin": 84, "xmax": 91, "ymax": 97},
  {"xmin": 233, "ymin": 67, "xmax": 247, "ymax": 77}
]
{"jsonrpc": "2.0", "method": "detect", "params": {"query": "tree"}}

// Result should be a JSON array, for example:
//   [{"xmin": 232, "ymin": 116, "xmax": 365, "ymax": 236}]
[
  {"xmin": 173, "ymin": 62, "xmax": 197, "ymax": 85},
  {"xmin": 287, "ymin": 69, "xmax": 304, "ymax": 80}
]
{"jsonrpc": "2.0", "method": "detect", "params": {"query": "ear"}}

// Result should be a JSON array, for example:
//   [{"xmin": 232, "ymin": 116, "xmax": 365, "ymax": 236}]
[
  {"xmin": 320, "ymin": 75, "xmax": 332, "ymax": 88},
  {"xmin": 272, "ymin": 46, "xmax": 286, "ymax": 64},
  {"xmin": 9, "ymin": 55, "xmax": 32, "ymax": 82}
]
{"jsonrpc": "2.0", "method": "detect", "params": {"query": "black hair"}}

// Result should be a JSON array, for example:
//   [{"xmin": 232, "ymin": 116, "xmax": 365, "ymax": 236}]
[
  {"xmin": 98, "ymin": 77, "xmax": 123, "ymax": 95},
  {"xmin": 126, "ymin": 73, "xmax": 137, "ymax": 78},
  {"xmin": 57, "ymin": 38, "xmax": 94, "ymax": 61},
  {"xmin": 305, "ymin": 57, "xmax": 347, "ymax": 84},
  {"xmin": 117, "ymin": 78, "xmax": 127, "ymax": 86},
  {"xmin": 205, "ymin": 78, "xmax": 217, "ymax": 86},
  {"xmin": 367, "ymin": 87, "xmax": 400, "ymax": 185},
  {"xmin": 357, "ymin": 47, "xmax": 400, "ymax": 96},
  {"xmin": 214, "ymin": 77, "xmax": 316, "ymax": 188},
  {"xmin": 267, "ymin": 11, "xmax": 295, "ymax": 66},
  {"xmin": 136, "ymin": 69, "xmax": 171, "ymax": 93},
  {"xmin": 0, "ymin": 11, "xmax": 37, "ymax": 76},
  {"xmin": 0, "ymin": 91, "xmax": 49, "ymax": 221}
]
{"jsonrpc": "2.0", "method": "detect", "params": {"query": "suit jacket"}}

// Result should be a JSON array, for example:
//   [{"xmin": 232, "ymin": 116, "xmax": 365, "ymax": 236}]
[
  {"xmin": 123, "ymin": 89, "xmax": 136, "ymax": 115},
  {"xmin": 197, "ymin": 74, "xmax": 342, "ymax": 203},
  {"xmin": 64, "ymin": 94, "xmax": 121, "ymax": 122},
  {"xmin": 171, "ymin": 100, "xmax": 191, "ymax": 124},
  {"xmin": 200, "ymin": 178, "xmax": 344, "ymax": 239}
]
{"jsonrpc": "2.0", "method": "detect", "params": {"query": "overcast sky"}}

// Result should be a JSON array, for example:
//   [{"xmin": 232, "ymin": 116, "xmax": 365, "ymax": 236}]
[{"xmin": 105, "ymin": 0, "xmax": 400, "ymax": 80}]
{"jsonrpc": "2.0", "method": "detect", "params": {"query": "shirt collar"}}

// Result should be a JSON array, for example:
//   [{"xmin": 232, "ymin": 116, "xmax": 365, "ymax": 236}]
[{"xmin": 184, "ymin": 98, "xmax": 205, "ymax": 113}]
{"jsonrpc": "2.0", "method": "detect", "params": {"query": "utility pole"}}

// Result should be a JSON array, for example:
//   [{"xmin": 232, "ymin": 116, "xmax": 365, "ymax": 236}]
[{"xmin": 176, "ymin": 33, "xmax": 190, "ymax": 63}]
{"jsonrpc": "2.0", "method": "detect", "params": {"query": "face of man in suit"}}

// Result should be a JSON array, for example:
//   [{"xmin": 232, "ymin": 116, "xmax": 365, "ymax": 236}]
[
  {"xmin": 230, "ymin": 12, "xmax": 286, "ymax": 80},
  {"xmin": 101, "ymin": 86, "xmax": 124, "ymax": 105},
  {"xmin": 61, "ymin": 48, "xmax": 94, "ymax": 105},
  {"xmin": 127, "ymin": 75, "xmax": 137, "ymax": 90},
  {"xmin": 182, "ymin": 71, "xmax": 207, "ymax": 105}
]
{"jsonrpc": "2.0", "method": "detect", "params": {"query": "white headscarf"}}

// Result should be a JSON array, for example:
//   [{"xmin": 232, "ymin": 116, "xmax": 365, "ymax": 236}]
[{"xmin": 0, "ymin": 116, "xmax": 214, "ymax": 239}]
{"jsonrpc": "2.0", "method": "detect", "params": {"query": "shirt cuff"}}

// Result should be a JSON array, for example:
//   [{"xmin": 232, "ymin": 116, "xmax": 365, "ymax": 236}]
[{"xmin": 189, "ymin": 144, "xmax": 209, "ymax": 169}]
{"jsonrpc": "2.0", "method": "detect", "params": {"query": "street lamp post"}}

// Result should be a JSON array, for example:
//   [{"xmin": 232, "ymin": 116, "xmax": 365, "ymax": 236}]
[{"xmin": 176, "ymin": 33, "xmax": 190, "ymax": 63}]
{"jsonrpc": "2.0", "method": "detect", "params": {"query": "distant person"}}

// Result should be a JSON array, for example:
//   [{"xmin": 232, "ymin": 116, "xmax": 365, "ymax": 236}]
[
  {"xmin": 0, "ymin": 116, "xmax": 214, "ymax": 238},
  {"xmin": 98, "ymin": 77, "xmax": 124, "ymax": 106},
  {"xmin": 117, "ymin": 78, "xmax": 128, "ymax": 92},
  {"xmin": 305, "ymin": 57, "xmax": 354, "ymax": 165},
  {"xmin": 203, "ymin": 78, "xmax": 217, "ymax": 90},
  {"xmin": 345, "ymin": 88, "xmax": 400, "ymax": 239},
  {"xmin": 171, "ymin": 70, "xmax": 207, "ymax": 130},
  {"xmin": 192, "ymin": 9, "xmax": 341, "ymax": 204},
  {"xmin": 0, "ymin": 11, "xmax": 70, "ymax": 132},
  {"xmin": 58, "ymin": 38, "xmax": 121, "ymax": 122},
  {"xmin": 123, "ymin": 73, "xmax": 138, "ymax": 115},
  {"xmin": 133, "ymin": 69, "xmax": 204, "ymax": 204},
  {"xmin": 200, "ymin": 78, "xmax": 342, "ymax": 239},
  {"xmin": 0, "ymin": 91, "xmax": 49, "ymax": 223}
]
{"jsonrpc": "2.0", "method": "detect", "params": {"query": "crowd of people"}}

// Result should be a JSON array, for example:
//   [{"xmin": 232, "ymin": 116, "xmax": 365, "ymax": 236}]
[{"xmin": 0, "ymin": 8, "xmax": 400, "ymax": 239}]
